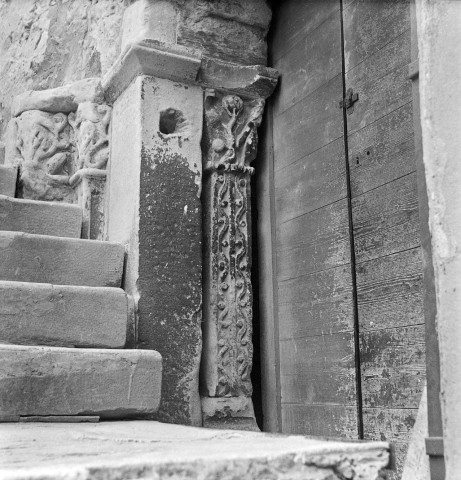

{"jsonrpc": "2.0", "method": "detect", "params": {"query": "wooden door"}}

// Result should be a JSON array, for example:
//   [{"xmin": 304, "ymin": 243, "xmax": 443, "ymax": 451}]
[
  {"xmin": 259, "ymin": 1, "xmax": 425, "ymax": 478},
  {"xmin": 267, "ymin": 0, "xmax": 359, "ymax": 438},
  {"xmin": 343, "ymin": 1, "xmax": 425, "ymax": 476}
]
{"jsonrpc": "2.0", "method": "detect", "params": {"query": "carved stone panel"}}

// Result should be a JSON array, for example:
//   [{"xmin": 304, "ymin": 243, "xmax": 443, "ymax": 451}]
[
  {"xmin": 13, "ymin": 110, "xmax": 75, "ymax": 202},
  {"xmin": 68, "ymin": 102, "xmax": 111, "ymax": 173},
  {"xmin": 201, "ymin": 90, "xmax": 264, "ymax": 428}
]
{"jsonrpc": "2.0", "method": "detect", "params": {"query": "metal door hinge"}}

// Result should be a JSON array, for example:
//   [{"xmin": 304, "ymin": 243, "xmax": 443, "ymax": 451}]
[{"xmin": 339, "ymin": 88, "xmax": 359, "ymax": 115}]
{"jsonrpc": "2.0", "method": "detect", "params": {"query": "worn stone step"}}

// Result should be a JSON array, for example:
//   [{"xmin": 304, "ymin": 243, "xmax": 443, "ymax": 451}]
[
  {"xmin": 0, "ymin": 344, "xmax": 162, "ymax": 418},
  {"xmin": 0, "ymin": 281, "xmax": 128, "ymax": 348},
  {"xmin": 0, "ymin": 166, "xmax": 17, "ymax": 197},
  {"xmin": 0, "ymin": 195, "xmax": 82, "ymax": 238},
  {"xmin": 0, "ymin": 231, "xmax": 125, "ymax": 287}
]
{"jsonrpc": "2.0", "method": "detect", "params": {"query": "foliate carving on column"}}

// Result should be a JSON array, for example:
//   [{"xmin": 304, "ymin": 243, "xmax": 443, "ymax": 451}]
[
  {"xmin": 202, "ymin": 90, "xmax": 264, "ymax": 400},
  {"xmin": 14, "ymin": 110, "xmax": 75, "ymax": 202},
  {"xmin": 68, "ymin": 102, "xmax": 112, "ymax": 184}
]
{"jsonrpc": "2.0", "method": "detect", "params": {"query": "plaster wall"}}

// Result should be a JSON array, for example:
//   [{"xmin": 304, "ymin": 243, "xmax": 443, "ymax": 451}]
[{"xmin": 416, "ymin": 0, "xmax": 461, "ymax": 476}]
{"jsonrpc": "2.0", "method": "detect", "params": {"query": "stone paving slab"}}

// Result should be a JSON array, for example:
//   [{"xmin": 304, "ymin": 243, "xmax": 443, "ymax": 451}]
[
  {"xmin": 0, "ymin": 421, "xmax": 389, "ymax": 480},
  {"xmin": 0, "ymin": 195, "xmax": 82, "ymax": 238}
]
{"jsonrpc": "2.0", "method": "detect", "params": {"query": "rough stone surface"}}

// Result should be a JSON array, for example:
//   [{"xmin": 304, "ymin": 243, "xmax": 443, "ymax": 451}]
[
  {"xmin": 176, "ymin": 0, "xmax": 271, "ymax": 66},
  {"xmin": 0, "ymin": 421, "xmax": 389, "ymax": 480},
  {"xmin": 12, "ymin": 78, "xmax": 104, "ymax": 117},
  {"xmin": 0, "ymin": 345, "xmax": 162, "ymax": 418},
  {"xmin": 0, "ymin": 0, "xmax": 271, "ymax": 144},
  {"xmin": 0, "ymin": 231, "xmax": 124, "ymax": 287},
  {"xmin": 0, "ymin": 0, "xmax": 126, "ymax": 141},
  {"xmin": 107, "ymin": 75, "xmax": 202, "ymax": 426},
  {"xmin": 0, "ymin": 165, "xmax": 17, "ymax": 197},
  {"xmin": 0, "ymin": 281, "xmax": 128, "ymax": 348},
  {"xmin": 0, "ymin": 195, "xmax": 82, "ymax": 238}
]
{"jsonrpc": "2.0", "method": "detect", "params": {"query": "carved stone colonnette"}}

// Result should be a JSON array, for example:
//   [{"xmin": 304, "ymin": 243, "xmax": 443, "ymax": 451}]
[
  {"xmin": 200, "ymin": 90, "xmax": 264, "ymax": 430},
  {"xmin": 6, "ymin": 80, "xmax": 111, "ymax": 240}
]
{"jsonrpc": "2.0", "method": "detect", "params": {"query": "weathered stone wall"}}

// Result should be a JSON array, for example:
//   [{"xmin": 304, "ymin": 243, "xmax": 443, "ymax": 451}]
[
  {"xmin": 0, "ymin": 0, "xmax": 126, "ymax": 143},
  {"xmin": 0, "ymin": 0, "xmax": 271, "ymax": 145}
]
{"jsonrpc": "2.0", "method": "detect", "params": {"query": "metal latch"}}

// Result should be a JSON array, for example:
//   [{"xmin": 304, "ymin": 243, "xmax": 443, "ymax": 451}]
[{"xmin": 339, "ymin": 88, "xmax": 359, "ymax": 115}]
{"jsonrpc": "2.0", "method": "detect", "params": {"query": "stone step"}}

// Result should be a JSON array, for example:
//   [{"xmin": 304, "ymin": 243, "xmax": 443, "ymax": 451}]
[
  {"xmin": 0, "ymin": 344, "xmax": 162, "ymax": 419},
  {"xmin": 0, "ymin": 281, "xmax": 128, "ymax": 348},
  {"xmin": 0, "ymin": 166, "xmax": 18, "ymax": 197},
  {"xmin": 0, "ymin": 231, "xmax": 125, "ymax": 287},
  {"xmin": 0, "ymin": 195, "xmax": 82, "ymax": 238}
]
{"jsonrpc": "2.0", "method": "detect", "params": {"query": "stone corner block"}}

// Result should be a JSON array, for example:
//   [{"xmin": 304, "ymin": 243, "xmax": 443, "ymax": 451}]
[{"xmin": 102, "ymin": 40, "xmax": 202, "ymax": 103}]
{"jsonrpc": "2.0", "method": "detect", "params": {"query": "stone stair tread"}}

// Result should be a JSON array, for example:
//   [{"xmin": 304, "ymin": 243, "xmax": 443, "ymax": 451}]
[
  {"xmin": 0, "ymin": 231, "xmax": 125, "ymax": 287},
  {"xmin": 0, "ymin": 421, "xmax": 390, "ymax": 480},
  {"xmin": 0, "ymin": 195, "xmax": 82, "ymax": 238},
  {"xmin": 0, "ymin": 166, "xmax": 17, "ymax": 197},
  {"xmin": 0, "ymin": 344, "xmax": 162, "ymax": 419},
  {"xmin": 0, "ymin": 280, "xmax": 128, "ymax": 348}
]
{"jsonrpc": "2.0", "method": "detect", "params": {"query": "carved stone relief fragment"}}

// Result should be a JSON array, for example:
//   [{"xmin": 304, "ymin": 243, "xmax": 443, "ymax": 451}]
[
  {"xmin": 201, "ymin": 90, "xmax": 264, "ymax": 428},
  {"xmin": 68, "ymin": 102, "xmax": 111, "ymax": 175},
  {"xmin": 14, "ymin": 110, "xmax": 75, "ymax": 202}
]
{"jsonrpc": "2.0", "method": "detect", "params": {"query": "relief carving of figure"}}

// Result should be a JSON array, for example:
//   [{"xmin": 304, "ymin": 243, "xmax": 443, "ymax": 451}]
[
  {"xmin": 68, "ymin": 102, "xmax": 111, "ymax": 173},
  {"xmin": 14, "ymin": 110, "xmax": 74, "ymax": 202}
]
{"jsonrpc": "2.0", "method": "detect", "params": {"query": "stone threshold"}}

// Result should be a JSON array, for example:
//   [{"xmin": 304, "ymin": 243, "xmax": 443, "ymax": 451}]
[{"xmin": 0, "ymin": 420, "xmax": 389, "ymax": 480}]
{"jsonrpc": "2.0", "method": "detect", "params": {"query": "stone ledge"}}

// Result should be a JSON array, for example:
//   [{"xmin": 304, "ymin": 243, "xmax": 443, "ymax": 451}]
[
  {"xmin": 0, "ymin": 421, "xmax": 389, "ymax": 480},
  {"xmin": 102, "ymin": 39, "xmax": 278, "ymax": 103}
]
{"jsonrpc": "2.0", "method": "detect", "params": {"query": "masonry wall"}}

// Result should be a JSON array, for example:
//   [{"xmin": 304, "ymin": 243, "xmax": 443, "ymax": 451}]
[{"xmin": 0, "ymin": 0, "xmax": 270, "ymax": 147}]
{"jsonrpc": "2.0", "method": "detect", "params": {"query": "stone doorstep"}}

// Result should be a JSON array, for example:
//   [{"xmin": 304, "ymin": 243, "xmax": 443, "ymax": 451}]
[
  {"xmin": 0, "ymin": 281, "xmax": 128, "ymax": 348},
  {"xmin": 0, "ymin": 165, "xmax": 18, "ymax": 197},
  {"xmin": 0, "ymin": 195, "xmax": 82, "ymax": 238},
  {"xmin": 0, "ymin": 421, "xmax": 390, "ymax": 480},
  {"xmin": 0, "ymin": 231, "xmax": 125, "ymax": 287},
  {"xmin": 0, "ymin": 345, "xmax": 162, "ymax": 418}
]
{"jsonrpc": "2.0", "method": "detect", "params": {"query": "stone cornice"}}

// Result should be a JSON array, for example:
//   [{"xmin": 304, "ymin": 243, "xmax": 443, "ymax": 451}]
[{"xmin": 102, "ymin": 39, "xmax": 278, "ymax": 103}]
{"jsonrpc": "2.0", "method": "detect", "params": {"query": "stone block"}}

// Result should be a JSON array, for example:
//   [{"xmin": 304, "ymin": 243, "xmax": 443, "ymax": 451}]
[
  {"xmin": 0, "ymin": 232, "xmax": 124, "ymax": 287},
  {"xmin": 12, "ymin": 78, "xmax": 104, "ymax": 117},
  {"xmin": 0, "ymin": 281, "xmax": 128, "ymax": 348},
  {"xmin": 0, "ymin": 166, "xmax": 17, "ymax": 197},
  {"xmin": 0, "ymin": 195, "xmax": 82, "ymax": 238},
  {"xmin": 102, "ymin": 40, "xmax": 202, "ymax": 103},
  {"xmin": 107, "ymin": 75, "xmax": 202, "ymax": 425},
  {"xmin": 0, "ymin": 345, "xmax": 162, "ymax": 418}
]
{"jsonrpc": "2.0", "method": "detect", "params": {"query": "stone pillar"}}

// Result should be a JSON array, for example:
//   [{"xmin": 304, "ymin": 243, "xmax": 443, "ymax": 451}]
[
  {"xmin": 106, "ymin": 71, "xmax": 204, "ymax": 425},
  {"xmin": 102, "ymin": 0, "xmax": 277, "ymax": 426},
  {"xmin": 200, "ymin": 90, "xmax": 264, "ymax": 430},
  {"xmin": 416, "ymin": 0, "xmax": 461, "ymax": 476}
]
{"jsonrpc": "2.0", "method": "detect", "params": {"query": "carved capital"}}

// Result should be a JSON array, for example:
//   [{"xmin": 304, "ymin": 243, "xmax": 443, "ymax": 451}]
[{"xmin": 202, "ymin": 90, "xmax": 264, "ymax": 176}]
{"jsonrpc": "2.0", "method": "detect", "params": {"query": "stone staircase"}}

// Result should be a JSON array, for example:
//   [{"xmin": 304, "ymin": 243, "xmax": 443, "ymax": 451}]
[{"xmin": 0, "ymin": 166, "xmax": 162, "ymax": 421}]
